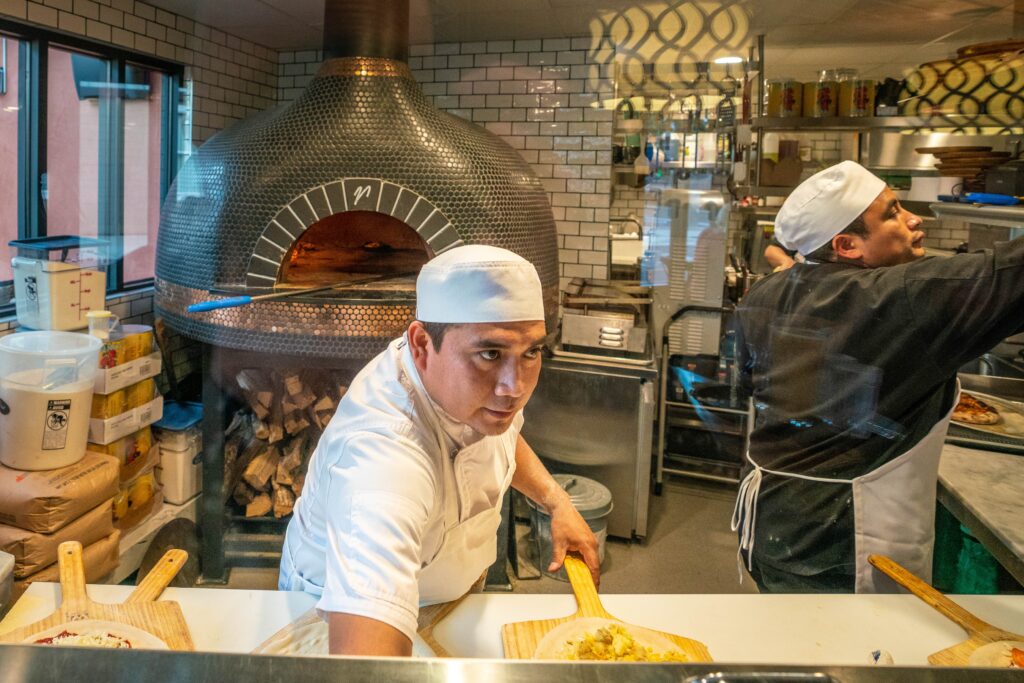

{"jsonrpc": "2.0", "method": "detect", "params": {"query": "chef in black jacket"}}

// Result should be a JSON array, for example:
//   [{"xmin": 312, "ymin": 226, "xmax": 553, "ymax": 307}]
[{"xmin": 731, "ymin": 160, "xmax": 1024, "ymax": 593}]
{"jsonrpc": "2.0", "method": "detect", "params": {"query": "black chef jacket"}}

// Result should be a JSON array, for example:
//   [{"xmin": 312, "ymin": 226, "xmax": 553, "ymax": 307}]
[{"xmin": 735, "ymin": 238, "xmax": 1024, "ymax": 591}]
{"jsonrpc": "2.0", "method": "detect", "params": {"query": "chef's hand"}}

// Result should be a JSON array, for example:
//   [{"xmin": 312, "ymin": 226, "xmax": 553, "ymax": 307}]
[{"xmin": 547, "ymin": 496, "xmax": 601, "ymax": 587}]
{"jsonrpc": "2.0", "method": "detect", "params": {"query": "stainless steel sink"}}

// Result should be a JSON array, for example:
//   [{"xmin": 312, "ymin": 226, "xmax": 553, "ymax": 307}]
[{"xmin": 958, "ymin": 353, "xmax": 1024, "ymax": 379}]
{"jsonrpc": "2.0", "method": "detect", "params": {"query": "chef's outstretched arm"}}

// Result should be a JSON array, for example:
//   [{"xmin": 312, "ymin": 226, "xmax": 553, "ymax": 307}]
[
  {"xmin": 327, "ymin": 611, "xmax": 412, "ymax": 656},
  {"xmin": 510, "ymin": 434, "xmax": 601, "ymax": 586}
]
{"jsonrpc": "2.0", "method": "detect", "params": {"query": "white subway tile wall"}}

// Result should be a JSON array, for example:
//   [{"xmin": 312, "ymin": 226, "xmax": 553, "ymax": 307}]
[{"xmin": 278, "ymin": 42, "xmax": 616, "ymax": 289}]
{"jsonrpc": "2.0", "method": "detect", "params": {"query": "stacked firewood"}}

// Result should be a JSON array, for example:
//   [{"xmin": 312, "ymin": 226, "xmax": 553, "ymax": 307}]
[{"xmin": 223, "ymin": 368, "xmax": 351, "ymax": 518}]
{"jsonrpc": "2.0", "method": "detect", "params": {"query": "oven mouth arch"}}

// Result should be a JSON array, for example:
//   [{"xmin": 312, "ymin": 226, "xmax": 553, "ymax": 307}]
[{"xmin": 245, "ymin": 178, "xmax": 462, "ymax": 290}]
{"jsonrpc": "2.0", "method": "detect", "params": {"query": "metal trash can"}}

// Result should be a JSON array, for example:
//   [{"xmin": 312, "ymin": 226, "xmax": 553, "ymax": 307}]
[{"xmin": 527, "ymin": 474, "xmax": 613, "ymax": 581}]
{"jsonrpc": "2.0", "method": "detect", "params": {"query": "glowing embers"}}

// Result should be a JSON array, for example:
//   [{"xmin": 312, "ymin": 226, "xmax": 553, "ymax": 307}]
[{"xmin": 279, "ymin": 210, "xmax": 429, "ymax": 290}]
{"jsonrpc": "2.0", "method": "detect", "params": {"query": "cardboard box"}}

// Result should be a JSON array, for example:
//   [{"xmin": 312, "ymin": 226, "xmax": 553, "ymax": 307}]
[
  {"xmin": 14, "ymin": 530, "xmax": 120, "ymax": 594},
  {"xmin": 0, "ymin": 499, "xmax": 114, "ymax": 578},
  {"xmin": 0, "ymin": 453, "xmax": 119, "ymax": 533},
  {"xmin": 94, "ymin": 352, "xmax": 162, "ymax": 395},
  {"xmin": 88, "ymin": 395, "xmax": 164, "ymax": 445},
  {"xmin": 119, "ymin": 445, "xmax": 160, "ymax": 484},
  {"xmin": 759, "ymin": 157, "xmax": 804, "ymax": 188},
  {"xmin": 89, "ymin": 428, "xmax": 156, "ymax": 482}
]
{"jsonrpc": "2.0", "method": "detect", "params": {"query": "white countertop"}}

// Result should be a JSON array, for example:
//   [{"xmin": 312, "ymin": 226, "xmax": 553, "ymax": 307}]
[{"xmin": 2, "ymin": 584, "xmax": 1023, "ymax": 665}]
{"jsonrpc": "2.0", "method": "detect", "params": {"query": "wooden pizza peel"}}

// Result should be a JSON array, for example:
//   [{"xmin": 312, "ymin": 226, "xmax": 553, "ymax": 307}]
[
  {"xmin": 0, "ymin": 542, "xmax": 193, "ymax": 650},
  {"xmin": 501, "ymin": 554, "xmax": 712, "ymax": 661},
  {"xmin": 869, "ymin": 554, "xmax": 1024, "ymax": 666}
]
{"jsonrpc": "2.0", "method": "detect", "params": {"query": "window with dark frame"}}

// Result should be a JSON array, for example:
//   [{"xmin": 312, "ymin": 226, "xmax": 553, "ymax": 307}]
[{"xmin": 0, "ymin": 20, "xmax": 187, "ymax": 318}]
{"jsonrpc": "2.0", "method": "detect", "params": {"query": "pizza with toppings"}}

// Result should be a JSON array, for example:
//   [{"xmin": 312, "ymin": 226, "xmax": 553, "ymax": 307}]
[
  {"xmin": 34, "ymin": 630, "xmax": 133, "ymax": 648},
  {"xmin": 952, "ymin": 392, "xmax": 1001, "ymax": 426},
  {"xmin": 25, "ymin": 620, "xmax": 168, "ymax": 650}
]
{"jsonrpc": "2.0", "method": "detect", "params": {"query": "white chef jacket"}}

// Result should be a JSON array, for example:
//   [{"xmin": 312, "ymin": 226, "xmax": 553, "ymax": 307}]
[{"xmin": 279, "ymin": 334, "xmax": 520, "ymax": 640}]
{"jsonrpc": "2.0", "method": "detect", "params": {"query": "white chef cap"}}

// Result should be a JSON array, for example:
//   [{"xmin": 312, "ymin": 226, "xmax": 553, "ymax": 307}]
[
  {"xmin": 416, "ymin": 244, "xmax": 545, "ymax": 324},
  {"xmin": 775, "ymin": 160, "xmax": 886, "ymax": 256}
]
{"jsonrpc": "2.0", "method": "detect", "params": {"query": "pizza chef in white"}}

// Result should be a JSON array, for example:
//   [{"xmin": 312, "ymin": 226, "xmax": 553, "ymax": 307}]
[{"xmin": 279, "ymin": 244, "xmax": 600, "ymax": 656}]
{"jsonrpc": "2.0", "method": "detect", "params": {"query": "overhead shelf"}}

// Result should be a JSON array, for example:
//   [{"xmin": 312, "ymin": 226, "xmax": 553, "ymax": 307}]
[
  {"xmin": 736, "ymin": 185, "xmax": 795, "ymax": 197},
  {"xmin": 751, "ymin": 116, "xmax": 1024, "ymax": 132}
]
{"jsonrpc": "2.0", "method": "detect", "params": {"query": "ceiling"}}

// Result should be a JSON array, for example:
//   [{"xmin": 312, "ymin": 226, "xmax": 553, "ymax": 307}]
[{"xmin": 148, "ymin": 0, "xmax": 1024, "ymax": 80}]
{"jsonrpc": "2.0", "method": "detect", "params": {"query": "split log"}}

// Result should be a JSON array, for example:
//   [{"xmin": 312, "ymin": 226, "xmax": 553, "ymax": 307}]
[
  {"xmin": 242, "ymin": 446, "xmax": 280, "ymax": 491},
  {"xmin": 236, "ymin": 369, "xmax": 273, "ymax": 420},
  {"xmin": 281, "ymin": 373, "xmax": 303, "ymax": 396},
  {"xmin": 232, "ymin": 481, "xmax": 256, "ymax": 506},
  {"xmin": 246, "ymin": 493, "xmax": 273, "ymax": 518},
  {"xmin": 280, "ymin": 436, "xmax": 304, "ymax": 473},
  {"xmin": 284, "ymin": 411, "xmax": 310, "ymax": 437},
  {"xmin": 267, "ymin": 401, "xmax": 285, "ymax": 444},
  {"xmin": 292, "ymin": 472, "xmax": 306, "ymax": 498},
  {"xmin": 312, "ymin": 395, "xmax": 336, "ymax": 429},
  {"xmin": 272, "ymin": 482, "xmax": 296, "ymax": 518},
  {"xmin": 274, "ymin": 458, "xmax": 294, "ymax": 486},
  {"xmin": 292, "ymin": 386, "xmax": 317, "ymax": 411}
]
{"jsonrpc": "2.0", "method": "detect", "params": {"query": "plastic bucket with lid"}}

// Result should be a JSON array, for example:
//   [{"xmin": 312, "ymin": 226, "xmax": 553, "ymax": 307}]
[
  {"xmin": 0, "ymin": 332, "xmax": 101, "ymax": 470},
  {"xmin": 527, "ymin": 474, "xmax": 613, "ymax": 581}
]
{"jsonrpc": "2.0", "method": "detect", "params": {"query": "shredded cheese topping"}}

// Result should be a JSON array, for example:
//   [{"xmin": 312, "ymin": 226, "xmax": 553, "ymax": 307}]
[
  {"xmin": 35, "ymin": 630, "xmax": 133, "ymax": 648},
  {"xmin": 560, "ymin": 624, "xmax": 687, "ymax": 662}
]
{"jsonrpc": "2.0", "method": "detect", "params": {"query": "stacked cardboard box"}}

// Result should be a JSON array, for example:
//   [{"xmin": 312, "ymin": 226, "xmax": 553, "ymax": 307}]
[{"xmin": 88, "ymin": 326, "xmax": 164, "ymax": 530}]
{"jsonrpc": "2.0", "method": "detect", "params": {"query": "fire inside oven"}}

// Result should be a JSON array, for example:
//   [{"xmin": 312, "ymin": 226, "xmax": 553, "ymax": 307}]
[{"xmin": 278, "ymin": 210, "xmax": 431, "ymax": 289}]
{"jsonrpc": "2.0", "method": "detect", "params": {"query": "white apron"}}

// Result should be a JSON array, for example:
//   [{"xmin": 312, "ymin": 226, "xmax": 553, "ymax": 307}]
[
  {"xmin": 732, "ymin": 383, "xmax": 959, "ymax": 593},
  {"xmin": 418, "ymin": 435, "xmax": 515, "ymax": 602}
]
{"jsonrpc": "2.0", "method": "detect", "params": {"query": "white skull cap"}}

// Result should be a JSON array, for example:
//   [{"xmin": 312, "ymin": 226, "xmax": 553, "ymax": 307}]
[
  {"xmin": 416, "ymin": 244, "xmax": 545, "ymax": 324},
  {"xmin": 775, "ymin": 160, "xmax": 886, "ymax": 256}
]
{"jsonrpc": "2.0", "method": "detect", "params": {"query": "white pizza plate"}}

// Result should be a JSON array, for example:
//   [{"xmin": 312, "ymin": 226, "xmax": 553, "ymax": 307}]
[
  {"xmin": 951, "ymin": 391, "xmax": 1024, "ymax": 439},
  {"xmin": 25, "ymin": 619, "xmax": 169, "ymax": 650}
]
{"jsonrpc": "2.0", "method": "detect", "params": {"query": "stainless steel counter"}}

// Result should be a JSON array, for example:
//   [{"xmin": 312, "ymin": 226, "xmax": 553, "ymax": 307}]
[{"xmin": 0, "ymin": 645, "xmax": 1021, "ymax": 683}]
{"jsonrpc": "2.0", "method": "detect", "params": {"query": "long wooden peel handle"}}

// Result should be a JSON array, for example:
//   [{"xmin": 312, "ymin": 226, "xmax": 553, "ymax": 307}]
[
  {"xmin": 564, "ymin": 553, "xmax": 608, "ymax": 619},
  {"xmin": 868, "ymin": 554, "xmax": 994, "ymax": 635},
  {"xmin": 57, "ymin": 541, "xmax": 91, "ymax": 617},
  {"xmin": 126, "ymin": 549, "xmax": 189, "ymax": 603}
]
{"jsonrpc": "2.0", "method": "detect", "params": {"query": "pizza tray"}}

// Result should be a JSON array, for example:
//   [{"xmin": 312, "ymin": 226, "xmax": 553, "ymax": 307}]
[
  {"xmin": 0, "ymin": 542, "xmax": 193, "ymax": 650},
  {"xmin": 951, "ymin": 390, "xmax": 1024, "ymax": 440}
]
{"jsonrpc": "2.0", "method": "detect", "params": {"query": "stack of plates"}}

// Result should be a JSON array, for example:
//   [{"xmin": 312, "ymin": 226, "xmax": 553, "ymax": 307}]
[{"xmin": 915, "ymin": 146, "xmax": 1012, "ymax": 192}]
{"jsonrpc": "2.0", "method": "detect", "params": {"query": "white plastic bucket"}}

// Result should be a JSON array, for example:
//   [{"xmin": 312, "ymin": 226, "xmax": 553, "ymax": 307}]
[{"xmin": 0, "ymin": 332, "xmax": 101, "ymax": 470}]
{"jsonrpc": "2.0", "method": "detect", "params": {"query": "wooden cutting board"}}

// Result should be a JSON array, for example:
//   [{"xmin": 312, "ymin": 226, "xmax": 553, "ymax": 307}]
[
  {"xmin": 501, "ymin": 555, "xmax": 712, "ymax": 661},
  {"xmin": 868, "ymin": 554, "xmax": 1024, "ymax": 666},
  {"xmin": 0, "ymin": 542, "xmax": 194, "ymax": 650}
]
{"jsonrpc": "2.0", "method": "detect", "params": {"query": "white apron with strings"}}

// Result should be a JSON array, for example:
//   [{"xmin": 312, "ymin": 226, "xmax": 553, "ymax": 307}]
[{"xmin": 731, "ymin": 383, "xmax": 959, "ymax": 593}]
